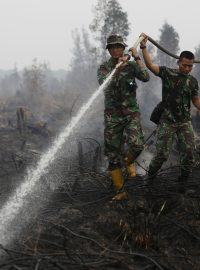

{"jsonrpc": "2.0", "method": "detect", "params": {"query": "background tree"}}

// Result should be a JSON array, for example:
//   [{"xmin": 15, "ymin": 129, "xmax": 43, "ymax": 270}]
[
  {"xmin": 61, "ymin": 28, "xmax": 99, "ymax": 116},
  {"xmin": 69, "ymin": 28, "xmax": 97, "ymax": 78},
  {"xmin": 17, "ymin": 59, "xmax": 48, "ymax": 114},
  {"xmin": 156, "ymin": 22, "xmax": 180, "ymax": 67},
  {"xmin": 90, "ymin": 0, "xmax": 130, "ymax": 61}
]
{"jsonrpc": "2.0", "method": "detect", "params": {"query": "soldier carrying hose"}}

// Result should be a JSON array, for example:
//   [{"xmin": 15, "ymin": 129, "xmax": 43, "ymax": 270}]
[
  {"xmin": 97, "ymin": 34, "xmax": 150, "ymax": 200},
  {"xmin": 140, "ymin": 33, "xmax": 200, "ymax": 193}
]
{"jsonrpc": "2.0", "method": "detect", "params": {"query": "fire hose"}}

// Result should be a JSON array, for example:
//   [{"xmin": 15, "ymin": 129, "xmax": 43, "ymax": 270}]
[
  {"xmin": 116, "ymin": 35, "xmax": 200, "ymax": 68},
  {"xmin": 148, "ymin": 36, "xmax": 200, "ymax": 63}
]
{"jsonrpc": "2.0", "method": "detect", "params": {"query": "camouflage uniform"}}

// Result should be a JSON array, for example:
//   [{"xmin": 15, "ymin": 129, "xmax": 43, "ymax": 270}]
[
  {"xmin": 149, "ymin": 66, "xmax": 199, "ymax": 178},
  {"xmin": 97, "ymin": 57, "xmax": 149, "ymax": 169}
]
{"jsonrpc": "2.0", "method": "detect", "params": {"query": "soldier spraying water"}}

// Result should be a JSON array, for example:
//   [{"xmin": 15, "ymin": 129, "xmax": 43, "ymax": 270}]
[{"xmin": 97, "ymin": 34, "xmax": 150, "ymax": 200}]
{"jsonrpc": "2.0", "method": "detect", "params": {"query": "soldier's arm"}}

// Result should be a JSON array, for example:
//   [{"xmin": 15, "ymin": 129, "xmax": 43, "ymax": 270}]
[
  {"xmin": 134, "ymin": 65, "xmax": 150, "ymax": 82},
  {"xmin": 97, "ymin": 64, "xmax": 109, "ymax": 85},
  {"xmin": 192, "ymin": 96, "xmax": 200, "ymax": 110},
  {"xmin": 129, "ymin": 47, "xmax": 147, "ymax": 72},
  {"xmin": 140, "ymin": 33, "xmax": 160, "ymax": 75},
  {"xmin": 128, "ymin": 47, "xmax": 150, "ymax": 82}
]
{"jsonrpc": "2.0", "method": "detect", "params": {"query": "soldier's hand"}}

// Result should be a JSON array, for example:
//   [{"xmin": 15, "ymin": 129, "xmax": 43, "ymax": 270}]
[
  {"xmin": 139, "ymin": 33, "xmax": 148, "ymax": 47},
  {"xmin": 128, "ymin": 47, "xmax": 138, "ymax": 58},
  {"xmin": 113, "ymin": 56, "xmax": 128, "ymax": 74},
  {"xmin": 118, "ymin": 56, "xmax": 129, "ymax": 65}
]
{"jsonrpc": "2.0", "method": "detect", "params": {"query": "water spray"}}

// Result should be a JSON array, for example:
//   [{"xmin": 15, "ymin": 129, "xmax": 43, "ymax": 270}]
[
  {"xmin": 0, "ymin": 38, "xmax": 141, "ymax": 250},
  {"xmin": 0, "ymin": 36, "xmax": 145, "ymax": 251}
]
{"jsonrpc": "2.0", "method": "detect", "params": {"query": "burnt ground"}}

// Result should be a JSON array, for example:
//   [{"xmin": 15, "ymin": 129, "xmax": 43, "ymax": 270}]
[
  {"xmin": 0, "ymin": 166, "xmax": 200, "ymax": 270},
  {"xmin": 0, "ymin": 123, "xmax": 200, "ymax": 270}
]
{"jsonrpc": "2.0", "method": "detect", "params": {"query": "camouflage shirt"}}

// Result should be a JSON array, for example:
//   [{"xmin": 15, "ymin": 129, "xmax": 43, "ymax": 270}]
[
  {"xmin": 157, "ymin": 66, "xmax": 199, "ymax": 123},
  {"xmin": 97, "ymin": 57, "xmax": 149, "ymax": 114}
]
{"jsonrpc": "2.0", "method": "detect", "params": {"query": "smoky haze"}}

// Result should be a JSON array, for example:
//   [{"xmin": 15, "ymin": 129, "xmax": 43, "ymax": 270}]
[{"xmin": 0, "ymin": 0, "xmax": 200, "ymax": 70}]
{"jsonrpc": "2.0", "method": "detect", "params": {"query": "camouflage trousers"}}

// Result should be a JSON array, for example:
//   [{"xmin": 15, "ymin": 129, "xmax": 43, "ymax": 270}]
[
  {"xmin": 148, "ymin": 120, "xmax": 196, "ymax": 177},
  {"xmin": 104, "ymin": 110, "xmax": 144, "ymax": 169}
]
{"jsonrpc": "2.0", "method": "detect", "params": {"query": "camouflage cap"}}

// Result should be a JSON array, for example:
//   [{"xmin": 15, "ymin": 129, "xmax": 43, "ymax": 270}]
[{"xmin": 106, "ymin": 34, "xmax": 128, "ymax": 49}]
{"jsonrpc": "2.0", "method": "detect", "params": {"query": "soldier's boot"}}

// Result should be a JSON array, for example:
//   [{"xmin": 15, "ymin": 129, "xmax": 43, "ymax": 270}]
[
  {"xmin": 126, "ymin": 163, "xmax": 137, "ymax": 178},
  {"xmin": 124, "ymin": 153, "xmax": 137, "ymax": 178},
  {"xmin": 111, "ymin": 168, "xmax": 128, "ymax": 201}
]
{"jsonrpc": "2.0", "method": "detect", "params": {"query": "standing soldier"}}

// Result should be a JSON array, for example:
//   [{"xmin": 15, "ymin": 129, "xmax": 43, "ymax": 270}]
[
  {"xmin": 97, "ymin": 34, "xmax": 150, "ymax": 200},
  {"xmin": 140, "ymin": 33, "xmax": 200, "ymax": 193}
]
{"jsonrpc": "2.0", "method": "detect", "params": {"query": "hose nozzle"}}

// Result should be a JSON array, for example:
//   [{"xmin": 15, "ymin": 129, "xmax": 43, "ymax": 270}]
[
  {"xmin": 132, "ymin": 36, "xmax": 145, "ymax": 49},
  {"xmin": 124, "ymin": 36, "xmax": 145, "ymax": 61}
]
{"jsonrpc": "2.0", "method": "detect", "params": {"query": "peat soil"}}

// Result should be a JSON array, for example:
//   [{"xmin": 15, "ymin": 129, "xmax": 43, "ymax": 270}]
[{"xmin": 0, "ymin": 167, "xmax": 200, "ymax": 270}]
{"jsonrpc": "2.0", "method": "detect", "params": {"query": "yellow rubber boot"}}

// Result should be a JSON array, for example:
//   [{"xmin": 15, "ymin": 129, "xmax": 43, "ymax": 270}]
[
  {"xmin": 127, "ymin": 163, "xmax": 137, "ymax": 178},
  {"xmin": 111, "ymin": 168, "xmax": 128, "ymax": 201},
  {"xmin": 125, "ymin": 154, "xmax": 137, "ymax": 178}
]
